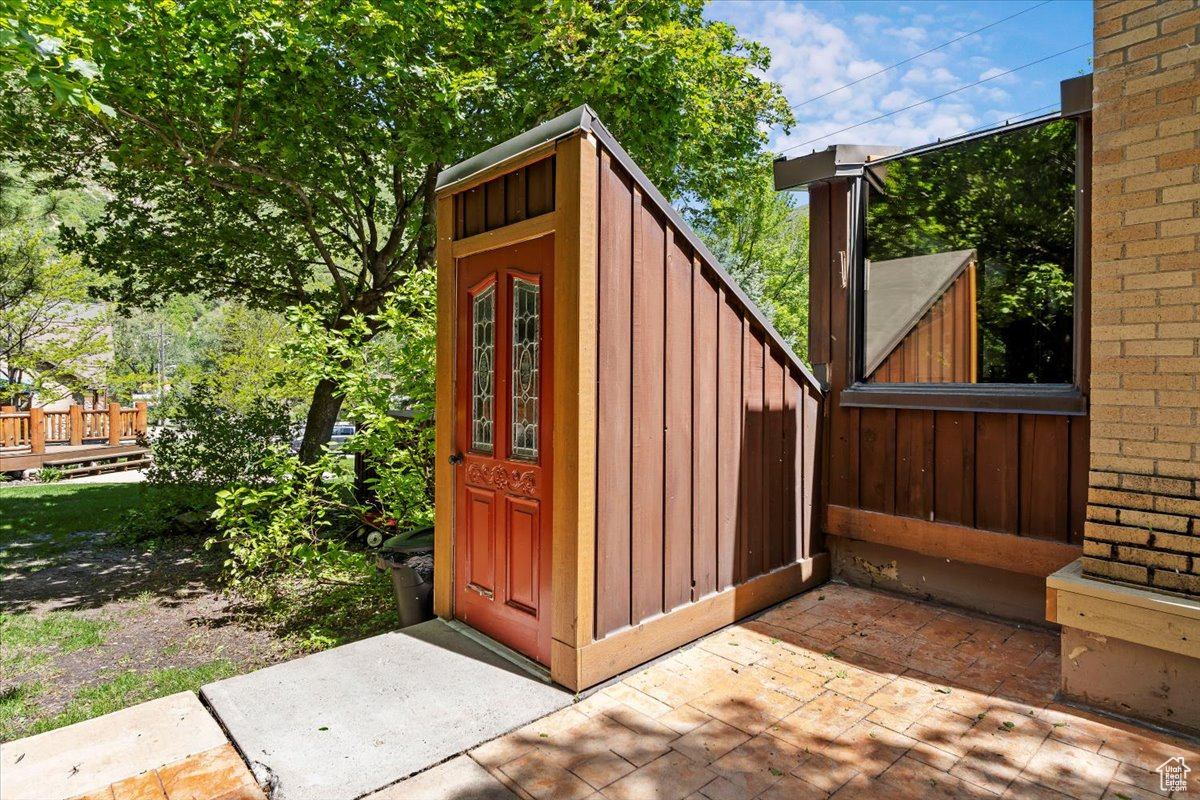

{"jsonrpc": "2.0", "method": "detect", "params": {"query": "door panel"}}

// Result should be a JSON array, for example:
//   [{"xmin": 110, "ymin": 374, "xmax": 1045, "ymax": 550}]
[{"xmin": 453, "ymin": 235, "xmax": 554, "ymax": 665}]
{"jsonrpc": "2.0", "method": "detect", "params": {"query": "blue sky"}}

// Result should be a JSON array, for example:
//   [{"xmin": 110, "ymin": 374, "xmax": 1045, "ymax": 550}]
[{"xmin": 705, "ymin": 0, "xmax": 1094, "ymax": 156}]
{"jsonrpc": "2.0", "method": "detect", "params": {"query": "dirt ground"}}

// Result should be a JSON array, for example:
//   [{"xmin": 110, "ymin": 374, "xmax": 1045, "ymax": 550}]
[{"xmin": 0, "ymin": 530, "xmax": 291, "ymax": 738}]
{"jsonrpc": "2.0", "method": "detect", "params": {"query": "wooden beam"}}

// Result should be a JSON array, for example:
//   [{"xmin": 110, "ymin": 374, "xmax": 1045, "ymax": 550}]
[
  {"xmin": 549, "ymin": 132, "xmax": 599, "ymax": 689},
  {"xmin": 433, "ymin": 193, "xmax": 456, "ymax": 620},
  {"xmin": 566, "ymin": 555, "xmax": 829, "ymax": 691},
  {"xmin": 69, "ymin": 404, "xmax": 82, "ymax": 446},
  {"xmin": 451, "ymin": 212, "xmax": 557, "ymax": 259},
  {"xmin": 826, "ymin": 504, "xmax": 1080, "ymax": 577},
  {"xmin": 29, "ymin": 407, "xmax": 44, "ymax": 454}
]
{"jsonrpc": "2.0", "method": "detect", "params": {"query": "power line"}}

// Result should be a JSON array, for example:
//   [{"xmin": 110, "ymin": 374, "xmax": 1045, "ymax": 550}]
[
  {"xmin": 777, "ymin": 42, "xmax": 1089, "ymax": 156},
  {"xmin": 960, "ymin": 103, "xmax": 1058, "ymax": 135},
  {"xmin": 789, "ymin": 0, "xmax": 1053, "ymax": 110}
]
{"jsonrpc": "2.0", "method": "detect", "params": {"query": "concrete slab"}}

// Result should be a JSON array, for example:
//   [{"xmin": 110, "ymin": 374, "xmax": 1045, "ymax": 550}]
[
  {"xmin": 201, "ymin": 619, "xmax": 571, "ymax": 800},
  {"xmin": 0, "ymin": 691, "xmax": 227, "ymax": 800},
  {"xmin": 363, "ymin": 756, "xmax": 516, "ymax": 800}
]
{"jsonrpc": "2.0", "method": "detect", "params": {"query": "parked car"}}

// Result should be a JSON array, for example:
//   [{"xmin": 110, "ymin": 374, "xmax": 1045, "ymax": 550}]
[{"xmin": 290, "ymin": 421, "xmax": 356, "ymax": 453}]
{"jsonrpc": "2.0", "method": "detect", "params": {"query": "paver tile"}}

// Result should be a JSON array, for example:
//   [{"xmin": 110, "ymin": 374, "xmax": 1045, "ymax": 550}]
[
  {"xmin": 499, "ymin": 750, "xmax": 593, "ymax": 800},
  {"xmin": 672, "ymin": 719, "xmax": 751, "ymax": 765},
  {"xmin": 600, "ymin": 751, "xmax": 715, "ymax": 800},
  {"xmin": 708, "ymin": 734, "xmax": 806, "ymax": 797},
  {"xmin": 1019, "ymin": 737, "xmax": 1119, "ymax": 800},
  {"xmin": 569, "ymin": 751, "xmax": 636, "ymax": 790},
  {"xmin": 482, "ymin": 586, "xmax": 1200, "ymax": 800},
  {"xmin": 157, "ymin": 745, "xmax": 264, "ymax": 800},
  {"xmin": 110, "ymin": 772, "xmax": 167, "ymax": 800}
]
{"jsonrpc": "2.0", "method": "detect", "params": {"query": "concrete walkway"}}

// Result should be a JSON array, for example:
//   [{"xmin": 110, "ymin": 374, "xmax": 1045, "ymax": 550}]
[
  {"xmin": 0, "ymin": 692, "xmax": 255, "ymax": 800},
  {"xmin": 201, "ymin": 619, "xmax": 572, "ymax": 800}
]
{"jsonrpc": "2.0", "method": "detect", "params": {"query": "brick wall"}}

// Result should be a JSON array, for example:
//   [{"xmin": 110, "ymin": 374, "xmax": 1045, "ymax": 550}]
[{"xmin": 1084, "ymin": 0, "xmax": 1200, "ymax": 597}]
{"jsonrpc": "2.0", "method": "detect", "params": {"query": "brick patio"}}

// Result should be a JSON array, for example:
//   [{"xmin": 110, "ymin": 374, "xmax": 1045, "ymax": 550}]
[{"xmin": 466, "ymin": 584, "xmax": 1200, "ymax": 800}]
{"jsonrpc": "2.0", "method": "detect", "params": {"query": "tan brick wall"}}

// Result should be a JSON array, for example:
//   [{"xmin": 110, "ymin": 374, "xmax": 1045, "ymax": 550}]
[{"xmin": 1085, "ymin": 0, "xmax": 1199, "ymax": 597}]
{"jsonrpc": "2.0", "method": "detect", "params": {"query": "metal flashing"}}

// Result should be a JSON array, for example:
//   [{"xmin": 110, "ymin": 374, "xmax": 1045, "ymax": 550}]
[
  {"xmin": 435, "ymin": 104, "xmax": 598, "ymax": 193},
  {"xmin": 1060, "ymin": 73, "xmax": 1093, "ymax": 118}
]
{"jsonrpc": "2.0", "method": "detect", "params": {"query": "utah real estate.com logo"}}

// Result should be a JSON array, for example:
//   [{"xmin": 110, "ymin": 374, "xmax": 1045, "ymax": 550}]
[{"xmin": 1158, "ymin": 756, "xmax": 1191, "ymax": 792}]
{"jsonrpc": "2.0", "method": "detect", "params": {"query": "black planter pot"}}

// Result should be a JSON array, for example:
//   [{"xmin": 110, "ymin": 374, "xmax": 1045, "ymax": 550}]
[{"xmin": 376, "ymin": 548, "xmax": 434, "ymax": 628}]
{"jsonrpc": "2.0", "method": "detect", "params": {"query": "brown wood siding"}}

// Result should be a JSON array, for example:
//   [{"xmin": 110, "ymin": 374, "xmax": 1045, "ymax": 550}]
[
  {"xmin": 455, "ymin": 157, "xmax": 556, "ymax": 238},
  {"xmin": 591, "ymin": 149, "xmax": 824, "ymax": 638},
  {"xmin": 808, "ymin": 174, "xmax": 1089, "ymax": 549},
  {"xmin": 867, "ymin": 263, "xmax": 978, "ymax": 383}
]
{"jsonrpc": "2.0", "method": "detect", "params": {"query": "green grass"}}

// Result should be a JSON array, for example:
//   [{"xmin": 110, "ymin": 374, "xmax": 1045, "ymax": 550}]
[
  {"xmin": 0, "ymin": 612, "xmax": 113, "ymax": 674},
  {"xmin": 0, "ymin": 483, "xmax": 151, "ymax": 561},
  {"xmin": 3, "ymin": 660, "xmax": 241, "ymax": 740}
]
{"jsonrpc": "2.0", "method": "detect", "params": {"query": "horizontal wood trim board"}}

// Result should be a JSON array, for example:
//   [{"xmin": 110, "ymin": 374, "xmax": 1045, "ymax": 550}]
[
  {"xmin": 452, "ymin": 212, "xmax": 557, "ymax": 258},
  {"xmin": 826, "ymin": 505, "xmax": 1079, "ymax": 577},
  {"xmin": 572, "ymin": 554, "xmax": 829, "ymax": 690},
  {"xmin": 437, "ymin": 141, "xmax": 558, "ymax": 197},
  {"xmin": 1055, "ymin": 590, "xmax": 1200, "ymax": 660}
]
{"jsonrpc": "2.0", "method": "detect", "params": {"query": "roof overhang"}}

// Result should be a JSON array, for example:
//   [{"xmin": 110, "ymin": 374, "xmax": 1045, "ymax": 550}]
[
  {"xmin": 436, "ymin": 105, "xmax": 599, "ymax": 194},
  {"xmin": 1060, "ymin": 73, "xmax": 1092, "ymax": 118},
  {"xmin": 772, "ymin": 144, "xmax": 902, "ymax": 191}
]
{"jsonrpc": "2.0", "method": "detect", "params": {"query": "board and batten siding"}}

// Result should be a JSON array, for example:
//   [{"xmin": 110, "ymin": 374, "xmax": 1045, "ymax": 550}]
[
  {"xmin": 592, "ymin": 146, "xmax": 824, "ymax": 640},
  {"xmin": 808, "ymin": 180, "xmax": 1087, "ymax": 574}
]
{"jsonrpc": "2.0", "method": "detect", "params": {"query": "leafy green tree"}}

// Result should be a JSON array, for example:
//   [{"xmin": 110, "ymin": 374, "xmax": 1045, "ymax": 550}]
[
  {"xmin": 6, "ymin": 0, "xmax": 791, "ymax": 461},
  {"xmin": 0, "ymin": 225, "xmax": 110, "ymax": 404},
  {"xmin": 0, "ymin": 0, "xmax": 110, "ymax": 115},
  {"xmin": 693, "ymin": 156, "xmax": 810, "ymax": 352},
  {"xmin": 865, "ymin": 119, "xmax": 1076, "ymax": 383}
]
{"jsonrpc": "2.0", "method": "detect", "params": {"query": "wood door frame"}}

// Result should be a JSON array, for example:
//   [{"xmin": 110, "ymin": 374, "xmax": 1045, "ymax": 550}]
[{"xmin": 434, "ymin": 132, "xmax": 599, "ymax": 688}]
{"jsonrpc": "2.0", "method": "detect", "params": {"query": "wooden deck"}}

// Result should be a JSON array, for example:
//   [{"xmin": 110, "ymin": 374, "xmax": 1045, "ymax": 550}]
[{"xmin": 0, "ymin": 443, "xmax": 148, "ymax": 473}]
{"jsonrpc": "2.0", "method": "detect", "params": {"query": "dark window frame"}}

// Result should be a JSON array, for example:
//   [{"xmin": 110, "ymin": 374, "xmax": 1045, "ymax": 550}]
[{"xmin": 840, "ymin": 112, "xmax": 1090, "ymax": 416}]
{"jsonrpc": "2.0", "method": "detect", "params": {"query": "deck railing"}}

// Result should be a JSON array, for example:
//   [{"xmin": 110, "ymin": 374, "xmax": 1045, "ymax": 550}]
[{"xmin": 0, "ymin": 402, "xmax": 148, "ymax": 453}]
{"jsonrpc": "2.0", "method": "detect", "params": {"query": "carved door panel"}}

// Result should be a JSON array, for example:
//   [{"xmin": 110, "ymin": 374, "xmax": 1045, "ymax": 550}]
[{"xmin": 453, "ymin": 235, "xmax": 553, "ymax": 665}]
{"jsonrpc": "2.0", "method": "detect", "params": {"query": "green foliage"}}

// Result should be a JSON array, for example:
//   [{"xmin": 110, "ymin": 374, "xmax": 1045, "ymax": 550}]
[
  {"xmin": 0, "ymin": 223, "xmax": 110, "ymax": 404},
  {"xmin": 692, "ymin": 155, "xmax": 810, "ymax": 353},
  {"xmin": 0, "ymin": 0, "xmax": 110, "ymax": 116},
  {"xmin": 866, "ymin": 119, "xmax": 1077, "ymax": 383},
  {"xmin": 211, "ymin": 275, "xmax": 435, "ymax": 588},
  {"xmin": 33, "ymin": 465, "xmax": 63, "ymax": 483},
  {"xmin": 120, "ymin": 382, "xmax": 292, "ymax": 541}
]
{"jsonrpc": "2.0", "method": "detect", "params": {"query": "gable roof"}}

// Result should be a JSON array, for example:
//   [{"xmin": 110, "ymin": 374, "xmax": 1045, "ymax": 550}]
[
  {"xmin": 865, "ymin": 249, "xmax": 976, "ymax": 376},
  {"xmin": 436, "ymin": 105, "xmax": 822, "ymax": 393}
]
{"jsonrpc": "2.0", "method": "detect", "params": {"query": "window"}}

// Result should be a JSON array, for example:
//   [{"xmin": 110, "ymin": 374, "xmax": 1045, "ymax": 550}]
[
  {"xmin": 471, "ymin": 282, "xmax": 495, "ymax": 452},
  {"xmin": 510, "ymin": 277, "xmax": 540, "ymax": 461},
  {"xmin": 861, "ymin": 118, "xmax": 1078, "ymax": 386}
]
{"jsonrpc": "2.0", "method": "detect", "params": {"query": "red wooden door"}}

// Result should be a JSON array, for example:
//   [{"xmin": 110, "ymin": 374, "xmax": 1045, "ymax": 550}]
[{"xmin": 453, "ymin": 235, "xmax": 554, "ymax": 665}]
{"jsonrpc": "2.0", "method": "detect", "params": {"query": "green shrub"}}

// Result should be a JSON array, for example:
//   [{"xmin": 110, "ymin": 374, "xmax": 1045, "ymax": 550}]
[
  {"xmin": 34, "ymin": 466, "xmax": 65, "ymax": 483},
  {"xmin": 119, "ymin": 383, "xmax": 292, "ymax": 541},
  {"xmin": 211, "ymin": 275, "xmax": 435, "ymax": 589}
]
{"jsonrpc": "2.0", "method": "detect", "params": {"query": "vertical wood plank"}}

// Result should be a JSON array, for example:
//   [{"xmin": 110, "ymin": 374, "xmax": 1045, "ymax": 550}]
[
  {"xmin": 663, "ymin": 228, "xmax": 693, "ymax": 611},
  {"xmin": 895, "ymin": 410, "xmax": 934, "ymax": 519},
  {"xmin": 808, "ymin": 184, "xmax": 831, "ymax": 366},
  {"xmin": 594, "ymin": 152, "xmax": 633, "ymax": 636},
  {"xmin": 764, "ymin": 349, "xmax": 785, "ymax": 570},
  {"xmin": 933, "ymin": 411, "xmax": 975, "ymax": 527},
  {"xmin": 551, "ymin": 134, "xmax": 598, "ymax": 679},
  {"xmin": 741, "ymin": 325, "xmax": 765, "ymax": 581},
  {"xmin": 858, "ymin": 408, "xmax": 895, "ymax": 514},
  {"xmin": 631, "ymin": 198, "xmax": 665, "ymax": 623},
  {"xmin": 975, "ymin": 413, "xmax": 1019, "ymax": 533},
  {"xmin": 433, "ymin": 193, "xmax": 456, "ymax": 619},
  {"xmin": 463, "ymin": 186, "xmax": 485, "ymax": 236},
  {"xmin": 692, "ymin": 261, "xmax": 718, "ymax": 599},
  {"xmin": 801, "ymin": 385, "xmax": 820, "ymax": 557},
  {"xmin": 485, "ymin": 176, "xmax": 506, "ymax": 230},
  {"xmin": 505, "ymin": 169, "xmax": 527, "ymax": 224},
  {"xmin": 526, "ymin": 158, "xmax": 555, "ymax": 217},
  {"xmin": 1019, "ymin": 415, "xmax": 1070, "ymax": 540},
  {"xmin": 716, "ymin": 291, "xmax": 742, "ymax": 591},
  {"xmin": 783, "ymin": 372, "xmax": 798, "ymax": 564}
]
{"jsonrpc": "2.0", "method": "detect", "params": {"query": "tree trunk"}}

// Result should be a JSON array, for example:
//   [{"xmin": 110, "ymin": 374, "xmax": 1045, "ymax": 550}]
[{"xmin": 298, "ymin": 377, "xmax": 345, "ymax": 464}]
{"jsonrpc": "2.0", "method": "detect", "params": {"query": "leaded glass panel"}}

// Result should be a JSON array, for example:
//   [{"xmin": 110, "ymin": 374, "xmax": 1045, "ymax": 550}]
[
  {"xmin": 471, "ymin": 284, "xmax": 495, "ymax": 452},
  {"xmin": 511, "ymin": 278, "xmax": 540, "ymax": 461}
]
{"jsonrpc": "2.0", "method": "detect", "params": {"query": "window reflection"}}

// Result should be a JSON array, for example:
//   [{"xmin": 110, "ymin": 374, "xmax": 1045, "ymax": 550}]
[{"xmin": 864, "ymin": 119, "xmax": 1076, "ymax": 384}]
